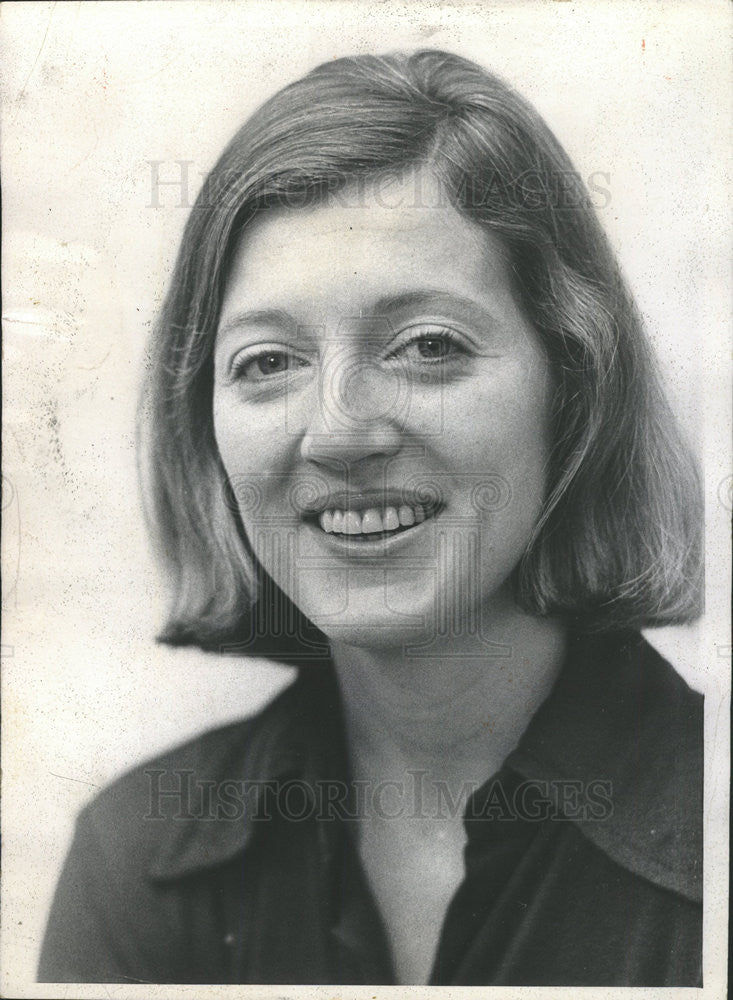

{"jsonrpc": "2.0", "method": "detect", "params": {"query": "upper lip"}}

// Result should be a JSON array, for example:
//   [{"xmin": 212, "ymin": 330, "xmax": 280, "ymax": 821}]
[{"xmin": 299, "ymin": 489, "xmax": 443, "ymax": 516}]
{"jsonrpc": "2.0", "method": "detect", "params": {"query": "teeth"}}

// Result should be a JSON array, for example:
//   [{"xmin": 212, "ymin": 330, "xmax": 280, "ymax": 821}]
[
  {"xmin": 320, "ymin": 510, "xmax": 334, "ymax": 533},
  {"xmin": 361, "ymin": 508, "xmax": 383, "ymax": 533},
  {"xmin": 317, "ymin": 504, "xmax": 430, "ymax": 535},
  {"xmin": 344, "ymin": 511, "xmax": 362, "ymax": 534},
  {"xmin": 383, "ymin": 506, "xmax": 399, "ymax": 531},
  {"xmin": 398, "ymin": 505, "xmax": 415, "ymax": 527}
]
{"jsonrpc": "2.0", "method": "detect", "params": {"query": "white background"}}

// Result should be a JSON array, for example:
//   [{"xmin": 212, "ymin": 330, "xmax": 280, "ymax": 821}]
[{"xmin": 2, "ymin": 1, "xmax": 730, "ymax": 997}]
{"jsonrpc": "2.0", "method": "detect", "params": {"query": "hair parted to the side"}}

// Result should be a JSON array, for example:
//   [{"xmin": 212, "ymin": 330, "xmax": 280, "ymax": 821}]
[{"xmin": 140, "ymin": 49, "xmax": 703, "ymax": 655}]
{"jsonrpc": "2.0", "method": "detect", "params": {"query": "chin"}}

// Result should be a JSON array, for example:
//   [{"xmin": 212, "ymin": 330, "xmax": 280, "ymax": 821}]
[
  {"xmin": 291, "ymin": 570, "xmax": 519, "ymax": 655},
  {"xmin": 289, "ymin": 571, "xmax": 433, "ymax": 650}
]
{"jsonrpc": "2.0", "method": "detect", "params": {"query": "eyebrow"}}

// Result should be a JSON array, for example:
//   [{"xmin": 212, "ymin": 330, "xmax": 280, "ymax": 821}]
[
  {"xmin": 216, "ymin": 289, "xmax": 501, "ymax": 339},
  {"xmin": 370, "ymin": 289, "xmax": 499, "ymax": 326},
  {"xmin": 217, "ymin": 308, "xmax": 296, "ymax": 339}
]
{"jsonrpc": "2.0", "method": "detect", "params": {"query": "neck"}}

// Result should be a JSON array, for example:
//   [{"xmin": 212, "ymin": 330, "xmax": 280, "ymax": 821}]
[{"xmin": 331, "ymin": 603, "xmax": 567, "ymax": 802}]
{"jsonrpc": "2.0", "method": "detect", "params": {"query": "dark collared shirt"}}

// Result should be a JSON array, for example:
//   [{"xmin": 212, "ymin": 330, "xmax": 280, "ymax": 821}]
[{"xmin": 39, "ymin": 631, "xmax": 702, "ymax": 985}]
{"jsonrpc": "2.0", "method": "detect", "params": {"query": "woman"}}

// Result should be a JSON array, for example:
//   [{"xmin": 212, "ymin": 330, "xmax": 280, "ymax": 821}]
[{"xmin": 39, "ymin": 50, "xmax": 703, "ymax": 986}]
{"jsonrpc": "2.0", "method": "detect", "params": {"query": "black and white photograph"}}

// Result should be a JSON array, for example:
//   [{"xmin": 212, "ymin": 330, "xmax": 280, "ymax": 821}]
[{"xmin": 1, "ymin": 1, "xmax": 730, "ymax": 996}]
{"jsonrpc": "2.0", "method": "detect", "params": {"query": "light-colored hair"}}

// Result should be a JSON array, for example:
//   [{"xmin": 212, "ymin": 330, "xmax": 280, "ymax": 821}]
[{"xmin": 141, "ymin": 50, "xmax": 703, "ymax": 654}]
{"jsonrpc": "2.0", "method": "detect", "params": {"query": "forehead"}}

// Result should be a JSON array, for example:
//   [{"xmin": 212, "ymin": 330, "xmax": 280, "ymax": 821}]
[{"xmin": 220, "ymin": 171, "xmax": 516, "ymax": 321}]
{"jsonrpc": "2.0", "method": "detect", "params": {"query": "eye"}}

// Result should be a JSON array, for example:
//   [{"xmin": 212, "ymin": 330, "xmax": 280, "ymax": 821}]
[
  {"xmin": 231, "ymin": 348, "xmax": 310, "ymax": 382},
  {"xmin": 386, "ymin": 324, "xmax": 474, "ymax": 366},
  {"xmin": 410, "ymin": 337, "xmax": 454, "ymax": 361}
]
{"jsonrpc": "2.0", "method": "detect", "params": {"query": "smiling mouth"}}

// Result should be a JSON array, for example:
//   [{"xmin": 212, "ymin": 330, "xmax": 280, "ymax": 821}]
[{"xmin": 310, "ymin": 503, "xmax": 435, "ymax": 541}]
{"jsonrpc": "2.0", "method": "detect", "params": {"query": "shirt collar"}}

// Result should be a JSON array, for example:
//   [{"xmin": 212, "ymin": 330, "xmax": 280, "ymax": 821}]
[
  {"xmin": 504, "ymin": 630, "xmax": 702, "ymax": 902},
  {"xmin": 146, "ymin": 665, "xmax": 336, "ymax": 881},
  {"xmin": 148, "ymin": 631, "xmax": 702, "ymax": 903}
]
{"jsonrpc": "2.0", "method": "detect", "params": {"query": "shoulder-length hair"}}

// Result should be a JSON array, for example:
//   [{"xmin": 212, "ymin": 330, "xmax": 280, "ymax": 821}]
[{"xmin": 140, "ymin": 49, "xmax": 702, "ymax": 655}]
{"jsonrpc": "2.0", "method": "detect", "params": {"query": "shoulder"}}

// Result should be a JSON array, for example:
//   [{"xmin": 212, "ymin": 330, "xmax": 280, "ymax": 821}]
[
  {"xmin": 581, "ymin": 630, "xmax": 703, "ymax": 777},
  {"xmin": 507, "ymin": 631, "xmax": 703, "ymax": 902},
  {"xmin": 78, "ymin": 672, "xmax": 307, "ymax": 881},
  {"xmin": 590, "ymin": 632, "xmax": 703, "ymax": 902},
  {"xmin": 39, "ymin": 672, "xmax": 317, "ymax": 982}
]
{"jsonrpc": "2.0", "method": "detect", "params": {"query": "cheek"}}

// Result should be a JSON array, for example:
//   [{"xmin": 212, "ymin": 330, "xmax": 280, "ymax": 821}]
[
  {"xmin": 213, "ymin": 403, "xmax": 246, "ymax": 505},
  {"xmin": 213, "ymin": 392, "xmax": 285, "ymax": 475},
  {"xmin": 448, "ymin": 360, "xmax": 553, "ymax": 475},
  {"xmin": 213, "ymin": 393, "xmax": 309, "ymax": 564},
  {"xmin": 503, "ymin": 392, "xmax": 554, "ymax": 513},
  {"xmin": 504, "ymin": 392, "xmax": 553, "ymax": 479},
  {"xmin": 213, "ymin": 396, "xmax": 274, "ymax": 536}
]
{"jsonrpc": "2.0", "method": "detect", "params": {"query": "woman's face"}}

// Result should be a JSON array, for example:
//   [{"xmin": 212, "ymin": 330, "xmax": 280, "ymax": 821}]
[{"xmin": 213, "ymin": 171, "xmax": 554, "ymax": 651}]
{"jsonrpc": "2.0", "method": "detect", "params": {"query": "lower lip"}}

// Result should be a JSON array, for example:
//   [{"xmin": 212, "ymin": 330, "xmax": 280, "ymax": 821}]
[{"xmin": 302, "ymin": 512, "xmax": 437, "ymax": 557}]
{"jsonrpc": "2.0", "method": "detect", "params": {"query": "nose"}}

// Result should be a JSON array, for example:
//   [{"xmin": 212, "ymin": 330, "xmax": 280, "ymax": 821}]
[{"xmin": 300, "ymin": 349, "xmax": 405, "ymax": 469}]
